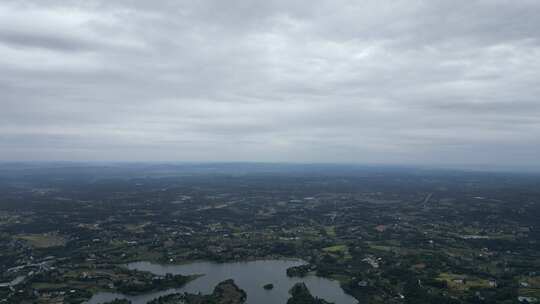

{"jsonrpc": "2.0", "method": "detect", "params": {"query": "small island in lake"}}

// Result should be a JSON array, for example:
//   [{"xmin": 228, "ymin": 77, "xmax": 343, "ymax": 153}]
[
  {"xmin": 102, "ymin": 299, "xmax": 131, "ymax": 304},
  {"xmin": 263, "ymin": 283, "xmax": 274, "ymax": 290},
  {"xmin": 286, "ymin": 264, "xmax": 312, "ymax": 277},
  {"xmin": 287, "ymin": 283, "xmax": 334, "ymax": 304}
]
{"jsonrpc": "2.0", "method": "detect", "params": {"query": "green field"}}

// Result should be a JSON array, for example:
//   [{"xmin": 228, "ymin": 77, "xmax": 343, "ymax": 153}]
[{"xmin": 16, "ymin": 233, "xmax": 66, "ymax": 248}]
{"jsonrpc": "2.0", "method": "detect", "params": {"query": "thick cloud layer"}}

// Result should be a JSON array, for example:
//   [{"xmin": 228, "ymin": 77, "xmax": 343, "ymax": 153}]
[{"xmin": 1, "ymin": 0, "xmax": 539, "ymax": 169}]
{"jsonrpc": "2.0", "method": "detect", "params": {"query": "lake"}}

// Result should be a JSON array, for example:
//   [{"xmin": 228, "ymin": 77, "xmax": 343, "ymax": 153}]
[{"xmin": 85, "ymin": 259, "xmax": 358, "ymax": 304}]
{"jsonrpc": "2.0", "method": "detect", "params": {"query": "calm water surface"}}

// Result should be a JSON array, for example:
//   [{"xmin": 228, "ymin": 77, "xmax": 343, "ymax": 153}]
[{"xmin": 85, "ymin": 259, "xmax": 358, "ymax": 304}]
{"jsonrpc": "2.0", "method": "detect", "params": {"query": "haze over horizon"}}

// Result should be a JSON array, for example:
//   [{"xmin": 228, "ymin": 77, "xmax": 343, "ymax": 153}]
[{"xmin": 1, "ymin": 1, "xmax": 539, "ymax": 168}]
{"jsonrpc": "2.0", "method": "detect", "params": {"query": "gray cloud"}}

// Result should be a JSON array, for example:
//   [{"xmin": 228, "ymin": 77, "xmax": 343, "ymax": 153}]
[{"xmin": 0, "ymin": 0, "xmax": 539, "ymax": 169}]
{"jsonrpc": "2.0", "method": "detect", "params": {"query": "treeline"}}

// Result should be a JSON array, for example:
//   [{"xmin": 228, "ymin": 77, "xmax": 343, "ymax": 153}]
[{"xmin": 116, "ymin": 273, "xmax": 191, "ymax": 294}]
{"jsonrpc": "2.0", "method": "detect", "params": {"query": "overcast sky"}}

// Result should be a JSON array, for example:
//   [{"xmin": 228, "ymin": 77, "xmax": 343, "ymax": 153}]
[{"xmin": 1, "ymin": 1, "xmax": 539, "ymax": 168}]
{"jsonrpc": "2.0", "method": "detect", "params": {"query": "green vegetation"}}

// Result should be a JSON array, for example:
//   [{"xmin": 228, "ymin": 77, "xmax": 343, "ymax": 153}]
[
  {"xmin": 287, "ymin": 283, "xmax": 333, "ymax": 304},
  {"xmin": 286, "ymin": 265, "xmax": 312, "ymax": 277},
  {"xmin": 436, "ymin": 273, "xmax": 494, "ymax": 291},
  {"xmin": 103, "ymin": 299, "xmax": 131, "ymax": 304},
  {"xmin": 322, "ymin": 245, "xmax": 347, "ymax": 253},
  {"xmin": 1, "ymin": 164, "xmax": 539, "ymax": 304},
  {"xmin": 15, "ymin": 233, "xmax": 66, "ymax": 248},
  {"xmin": 148, "ymin": 279, "xmax": 246, "ymax": 304}
]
